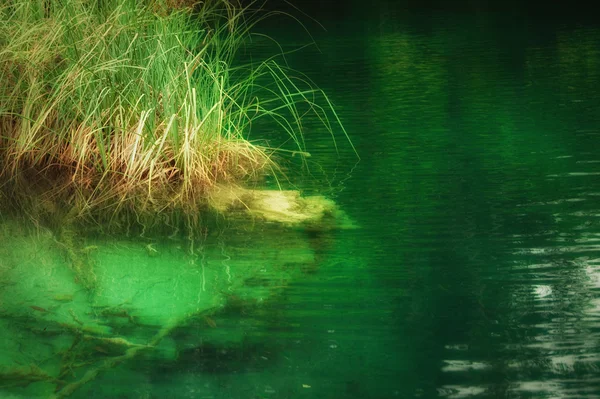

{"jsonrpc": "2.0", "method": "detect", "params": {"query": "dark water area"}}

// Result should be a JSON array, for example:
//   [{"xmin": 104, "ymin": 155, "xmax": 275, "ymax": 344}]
[
  {"xmin": 2, "ymin": 1, "xmax": 600, "ymax": 398},
  {"xmin": 252, "ymin": 1, "xmax": 600, "ymax": 398}
]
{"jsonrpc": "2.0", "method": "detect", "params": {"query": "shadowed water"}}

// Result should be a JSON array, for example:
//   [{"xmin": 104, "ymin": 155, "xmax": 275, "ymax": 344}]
[
  {"xmin": 2, "ymin": 2, "xmax": 600, "ymax": 398},
  {"xmin": 256, "ymin": 3, "xmax": 600, "ymax": 398}
]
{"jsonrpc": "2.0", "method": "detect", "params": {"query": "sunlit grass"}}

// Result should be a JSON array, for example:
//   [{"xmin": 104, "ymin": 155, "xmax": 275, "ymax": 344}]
[{"xmin": 0, "ymin": 0, "xmax": 353, "ymax": 231}]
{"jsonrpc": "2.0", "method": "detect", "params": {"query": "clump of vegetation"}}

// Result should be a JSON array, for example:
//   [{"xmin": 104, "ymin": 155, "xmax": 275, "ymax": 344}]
[{"xmin": 0, "ymin": 0, "xmax": 352, "ymax": 233}]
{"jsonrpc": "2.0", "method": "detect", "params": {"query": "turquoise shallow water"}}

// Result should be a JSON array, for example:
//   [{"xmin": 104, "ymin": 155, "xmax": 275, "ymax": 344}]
[{"xmin": 2, "ymin": 2, "xmax": 600, "ymax": 398}]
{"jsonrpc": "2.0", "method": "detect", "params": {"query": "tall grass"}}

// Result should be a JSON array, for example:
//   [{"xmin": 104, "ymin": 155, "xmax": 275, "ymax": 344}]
[{"xmin": 0, "ymin": 0, "xmax": 353, "ymax": 231}]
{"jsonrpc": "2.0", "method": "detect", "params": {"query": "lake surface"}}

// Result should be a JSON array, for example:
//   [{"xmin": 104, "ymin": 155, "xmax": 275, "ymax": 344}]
[
  {"xmin": 256, "ymin": 2, "xmax": 600, "ymax": 398},
  {"xmin": 2, "ymin": 1, "xmax": 600, "ymax": 398}
]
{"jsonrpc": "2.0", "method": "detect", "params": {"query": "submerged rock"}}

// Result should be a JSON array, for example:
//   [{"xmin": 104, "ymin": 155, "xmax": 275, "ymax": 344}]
[{"xmin": 208, "ymin": 185, "xmax": 358, "ymax": 230}]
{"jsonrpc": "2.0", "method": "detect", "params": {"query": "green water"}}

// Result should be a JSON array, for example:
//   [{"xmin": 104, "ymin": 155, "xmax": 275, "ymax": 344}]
[{"xmin": 2, "ymin": 2, "xmax": 600, "ymax": 398}]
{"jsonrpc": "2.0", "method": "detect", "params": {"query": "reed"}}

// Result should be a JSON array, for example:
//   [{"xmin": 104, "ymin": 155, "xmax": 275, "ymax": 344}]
[{"xmin": 0, "ymin": 0, "xmax": 353, "ymax": 231}]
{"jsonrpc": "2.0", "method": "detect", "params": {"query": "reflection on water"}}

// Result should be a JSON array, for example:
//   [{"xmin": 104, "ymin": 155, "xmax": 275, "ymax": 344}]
[{"xmin": 2, "ymin": 2, "xmax": 600, "ymax": 398}]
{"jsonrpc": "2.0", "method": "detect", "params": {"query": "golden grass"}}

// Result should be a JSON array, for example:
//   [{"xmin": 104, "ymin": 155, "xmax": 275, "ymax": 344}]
[{"xmin": 0, "ymin": 0, "xmax": 353, "ymax": 233}]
